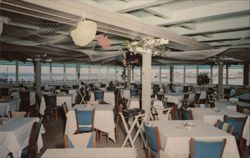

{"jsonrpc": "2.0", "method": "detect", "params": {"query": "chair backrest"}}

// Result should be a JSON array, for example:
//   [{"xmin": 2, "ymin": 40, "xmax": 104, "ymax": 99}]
[
  {"xmin": 44, "ymin": 94, "xmax": 57, "ymax": 107},
  {"xmin": 194, "ymin": 93, "xmax": 201, "ymax": 103},
  {"xmin": 8, "ymin": 111, "xmax": 30, "ymax": 117},
  {"xmin": 27, "ymin": 118, "xmax": 43, "ymax": 158},
  {"xmin": 130, "ymin": 89, "xmax": 139, "ymax": 97},
  {"xmin": 19, "ymin": 91, "xmax": 30, "ymax": 111},
  {"xmin": 62, "ymin": 102, "xmax": 69, "ymax": 118},
  {"xmin": 224, "ymin": 115, "xmax": 247, "ymax": 141},
  {"xmin": 94, "ymin": 91, "xmax": 104, "ymax": 101},
  {"xmin": 0, "ymin": 88, "xmax": 9, "ymax": 97},
  {"xmin": 144, "ymin": 124, "xmax": 161, "ymax": 158},
  {"xmin": 75, "ymin": 108, "xmax": 95, "ymax": 133},
  {"xmin": 183, "ymin": 86, "xmax": 189, "ymax": 93},
  {"xmin": 214, "ymin": 119, "xmax": 234, "ymax": 134},
  {"xmin": 182, "ymin": 109, "xmax": 193, "ymax": 120},
  {"xmin": 190, "ymin": 138, "xmax": 226, "ymax": 158}
]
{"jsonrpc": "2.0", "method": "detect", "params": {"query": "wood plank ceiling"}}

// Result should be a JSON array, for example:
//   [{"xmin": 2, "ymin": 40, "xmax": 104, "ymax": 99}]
[{"xmin": 0, "ymin": 0, "xmax": 250, "ymax": 65}]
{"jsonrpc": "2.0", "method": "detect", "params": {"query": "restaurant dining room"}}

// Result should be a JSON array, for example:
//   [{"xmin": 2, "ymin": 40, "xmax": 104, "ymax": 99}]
[{"xmin": 0, "ymin": 0, "xmax": 250, "ymax": 158}]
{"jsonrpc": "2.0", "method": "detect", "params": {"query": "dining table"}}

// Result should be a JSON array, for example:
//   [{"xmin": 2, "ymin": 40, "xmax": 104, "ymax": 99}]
[
  {"xmin": 0, "ymin": 117, "xmax": 45, "ymax": 158},
  {"xmin": 151, "ymin": 120, "xmax": 240, "ymax": 158},
  {"xmin": 0, "ymin": 98, "xmax": 20, "ymax": 116},
  {"xmin": 191, "ymin": 107, "xmax": 250, "ymax": 145},
  {"xmin": 65, "ymin": 104, "xmax": 115, "ymax": 142}
]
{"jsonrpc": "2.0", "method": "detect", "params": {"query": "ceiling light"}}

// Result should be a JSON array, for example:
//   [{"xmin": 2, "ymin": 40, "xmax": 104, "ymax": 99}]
[{"xmin": 71, "ymin": 20, "xmax": 97, "ymax": 47}]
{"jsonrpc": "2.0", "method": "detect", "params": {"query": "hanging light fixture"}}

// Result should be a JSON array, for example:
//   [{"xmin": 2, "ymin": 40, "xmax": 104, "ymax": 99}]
[{"xmin": 71, "ymin": 20, "xmax": 97, "ymax": 47}]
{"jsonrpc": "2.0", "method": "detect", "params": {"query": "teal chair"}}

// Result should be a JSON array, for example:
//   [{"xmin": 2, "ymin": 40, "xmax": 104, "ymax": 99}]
[
  {"xmin": 94, "ymin": 90, "xmax": 104, "ymax": 101},
  {"xmin": 75, "ymin": 108, "xmax": 95, "ymax": 133},
  {"xmin": 190, "ymin": 138, "xmax": 226, "ymax": 158},
  {"xmin": 182, "ymin": 109, "xmax": 193, "ymax": 120},
  {"xmin": 224, "ymin": 115, "xmax": 247, "ymax": 152},
  {"xmin": 144, "ymin": 124, "xmax": 161, "ymax": 158}
]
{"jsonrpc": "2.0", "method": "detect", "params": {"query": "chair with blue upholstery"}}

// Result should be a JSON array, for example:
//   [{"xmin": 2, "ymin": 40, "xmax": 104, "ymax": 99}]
[
  {"xmin": 130, "ymin": 89, "xmax": 139, "ymax": 97},
  {"xmin": 75, "ymin": 108, "xmax": 95, "ymax": 133},
  {"xmin": 94, "ymin": 90, "xmax": 104, "ymax": 101},
  {"xmin": 144, "ymin": 123, "xmax": 161, "ymax": 158},
  {"xmin": 224, "ymin": 115, "xmax": 247, "ymax": 152},
  {"xmin": 214, "ymin": 119, "xmax": 234, "ymax": 134},
  {"xmin": 190, "ymin": 138, "xmax": 226, "ymax": 158}
]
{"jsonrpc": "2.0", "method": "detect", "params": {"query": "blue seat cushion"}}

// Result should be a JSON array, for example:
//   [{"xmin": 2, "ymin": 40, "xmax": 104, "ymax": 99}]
[{"xmin": 193, "ymin": 140, "xmax": 225, "ymax": 158}]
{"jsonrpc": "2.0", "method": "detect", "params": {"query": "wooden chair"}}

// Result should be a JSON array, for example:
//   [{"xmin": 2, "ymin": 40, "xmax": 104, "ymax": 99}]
[
  {"xmin": 62, "ymin": 102, "xmax": 69, "ymax": 118},
  {"xmin": 214, "ymin": 119, "xmax": 234, "ymax": 134},
  {"xmin": 19, "ymin": 91, "xmax": 34, "ymax": 112},
  {"xmin": 224, "ymin": 115, "xmax": 247, "ymax": 152},
  {"xmin": 75, "ymin": 108, "xmax": 95, "ymax": 133},
  {"xmin": 44, "ymin": 94, "xmax": 58, "ymax": 120},
  {"xmin": 190, "ymin": 138, "xmax": 226, "ymax": 158},
  {"xmin": 8, "ymin": 111, "xmax": 30, "ymax": 117},
  {"xmin": 144, "ymin": 124, "xmax": 162, "ymax": 158},
  {"xmin": 21, "ymin": 118, "xmax": 43, "ymax": 158}
]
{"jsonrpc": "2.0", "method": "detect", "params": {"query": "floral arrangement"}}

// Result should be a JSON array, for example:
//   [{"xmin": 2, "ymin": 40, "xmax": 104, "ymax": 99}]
[
  {"xmin": 126, "ymin": 38, "xmax": 169, "ymax": 56},
  {"xmin": 197, "ymin": 72, "xmax": 210, "ymax": 86}
]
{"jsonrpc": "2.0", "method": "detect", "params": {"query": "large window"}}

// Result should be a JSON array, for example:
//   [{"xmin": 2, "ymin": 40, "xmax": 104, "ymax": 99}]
[
  {"xmin": 116, "ymin": 67, "xmax": 124, "ymax": 81},
  {"xmin": 174, "ymin": 66, "xmax": 184, "ymax": 83},
  {"xmin": 152, "ymin": 66, "xmax": 160, "ymax": 83},
  {"xmin": 65, "ymin": 64, "xmax": 76, "ymax": 81},
  {"xmin": 185, "ymin": 66, "xmax": 197, "ymax": 84},
  {"xmin": 99, "ymin": 65, "xmax": 108, "ymax": 81},
  {"xmin": 161, "ymin": 66, "xmax": 170, "ymax": 83},
  {"xmin": 52, "ymin": 64, "xmax": 64, "ymax": 81},
  {"xmin": 212, "ymin": 66, "xmax": 218, "ymax": 84},
  {"xmin": 89, "ymin": 65, "xmax": 98, "ymax": 80},
  {"xmin": 108, "ymin": 66, "xmax": 116, "ymax": 81},
  {"xmin": 80, "ymin": 65, "xmax": 89, "ymax": 80},
  {"xmin": 228, "ymin": 65, "xmax": 243, "ymax": 85},
  {"xmin": 19, "ymin": 62, "xmax": 34, "ymax": 83},
  {"xmin": 41, "ymin": 63, "xmax": 50, "ymax": 82},
  {"xmin": 134, "ymin": 66, "xmax": 141, "ymax": 83},
  {"xmin": 0, "ymin": 60, "xmax": 16, "ymax": 83}
]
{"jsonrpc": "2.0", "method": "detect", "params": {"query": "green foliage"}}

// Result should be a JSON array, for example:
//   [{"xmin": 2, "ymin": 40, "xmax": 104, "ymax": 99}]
[{"xmin": 197, "ymin": 72, "xmax": 210, "ymax": 86}]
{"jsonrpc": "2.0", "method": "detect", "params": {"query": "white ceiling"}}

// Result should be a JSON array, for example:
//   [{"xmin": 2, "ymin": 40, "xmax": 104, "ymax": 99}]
[{"xmin": 0, "ymin": 0, "xmax": 249, "ymax": 65}]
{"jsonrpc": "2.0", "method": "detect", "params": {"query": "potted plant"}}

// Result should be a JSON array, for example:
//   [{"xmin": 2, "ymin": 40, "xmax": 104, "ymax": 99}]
[{"xmin": 197, "ymin": 72, "xmax": 210, "ymax": 90}]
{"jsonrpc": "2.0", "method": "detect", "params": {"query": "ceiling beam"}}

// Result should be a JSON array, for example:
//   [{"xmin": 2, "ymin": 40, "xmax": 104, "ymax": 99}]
[
  {"xmin": 116, "ymin": 0, "xmax": 175, "ymax": 13},
  {"xmin": 200, "ymin": 37, "xmax": 250, "ymax": 43},
  {"xmin": 20, "ymin": 0, "xmax": 209, "ymax": 50},
  {"xmin": 158, "ymin": 1, "xmax": 250, "ymax": 26}
]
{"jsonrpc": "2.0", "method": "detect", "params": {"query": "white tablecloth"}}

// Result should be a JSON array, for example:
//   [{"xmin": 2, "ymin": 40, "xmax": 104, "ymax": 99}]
[
  {"xmin": 11, "ymin": 91, "xmax": 36, "ymax": 105},
  {"xmin": 215, "ymin": 101, "xmax": 236, "ymax": 111},
  {"xmin": 0, "ymin": 117, "xmax": 44, "ymax": 158},
  {"xmin": 128, "ymin": 97, "xmax": 140, "ymax": 109},
  {"xmin": 165, "ymin": 93, "xmax": 184, "ymax": 108},
  {"xmin": 41, "ymin": 148, "xmax": 137, "ymax": 158},
  {"xmin": 65, "ymin": 104, "xmax": 115, "ymax": 142},
  {"xmin": 191, "ymin": 108, "xmax": 250, "ymax": 145},
  {"xmin": 0, "ymin": 98, "xmax": 20, "ymax": 116},
  {"xmin": 151, "ymin": 120, "xmax": 240, "ymax": 158},
  {"xmin": 69, "ymin": 89, "xmax": 77, "ymax": 104},
  {"xmin": 39, "ymin": 95, "xmax": 72, "ymax": 115},
  {"xmin": 90, "ymin": 92, "xmax": 115, "ymax": 105}
]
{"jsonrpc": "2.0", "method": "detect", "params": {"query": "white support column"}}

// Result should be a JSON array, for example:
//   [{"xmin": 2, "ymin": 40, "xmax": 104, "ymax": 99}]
[
  {"xmin": 88, "ymin": 65, "xmax": 91, "ymax": 83},
  {"xmin": 34, "ymin": 61, "xmax": 41, "ymax": 115},
  {"xmin": 114, "ymin": 66, "xmax": 117, "ymax": 80},
  {"xmin": 210, "ymin": 65, "xmax": 213, "ymax": 84},
  {"xmin": 142, "ymin": 53, "xmax": 152, "ymax": 114},
  {"xmin": 226, "ymin": 65, "xmax": 229, "ymax": 86},
  {"xmin": 15, "ymin": 61, "xmax": 19, "ymax": 85},
  {"xmin": 127, "ymin": 65, "xmax": 132, "ymax": 89},
  {"xmin": 183, "ymin": 65, "xmax": 186, "ymax": 83},
  {"xmin": 218, "ymin": 62, "xmax": 224, "ymax": 97}
]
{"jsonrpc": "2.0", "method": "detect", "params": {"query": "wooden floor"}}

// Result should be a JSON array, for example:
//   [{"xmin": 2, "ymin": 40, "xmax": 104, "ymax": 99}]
[{"xmin": 39, "ymin": 109, "xmax": 249, "ymax": 158}]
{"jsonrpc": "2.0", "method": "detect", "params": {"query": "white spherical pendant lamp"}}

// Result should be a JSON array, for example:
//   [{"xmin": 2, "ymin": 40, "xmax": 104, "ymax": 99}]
[{"xmin": 71, "ymin": 20, "xmax": 97, "ymax": 47}]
